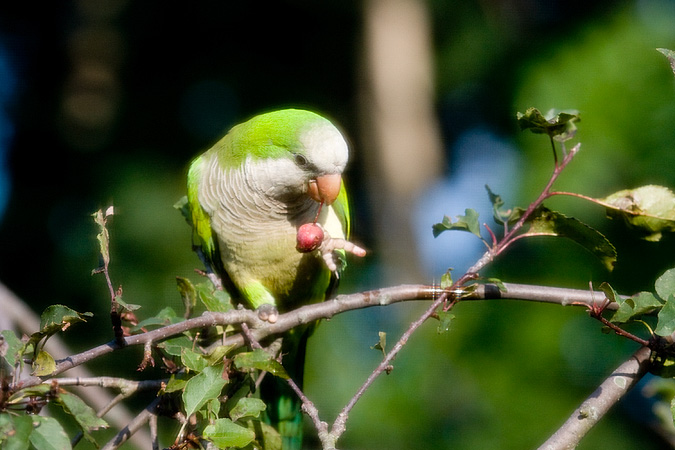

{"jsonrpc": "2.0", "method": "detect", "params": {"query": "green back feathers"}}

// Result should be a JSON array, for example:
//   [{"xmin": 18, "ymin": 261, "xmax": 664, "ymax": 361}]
[{"xmin": 211, "ymin": 109, "xmax": 332, "ymax": 168}]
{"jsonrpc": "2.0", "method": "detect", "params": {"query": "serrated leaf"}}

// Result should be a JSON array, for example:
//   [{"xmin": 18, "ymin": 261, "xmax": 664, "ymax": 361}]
[
  {"xmin": 655, "ymin": 295, "xmax": 675, "ymax": 336},
  {"xmin": 57, "ymin": 391, "xmax": 108, "ymax": 444},
  {"xmin": 0, "ymin": 414, "xmax": 32, "ymax": 450},
  {"xmin": 516, "ymin": 107, "xmax": 580, "ymax": 142},
  {"xmin": 39, "ymin": 305, "xmax": 92, "ymax": 335},
  {"xmin": 610, "ymin": 291, "xmax": 662, "ymax": 324},
  {"xmin": 233, "ymin": 349, "xmax": 289, "ymax": 379},
  {"xmin": 526, "ymin": 207, "xmax": 617, "ymax": 271},
  {"xmin": 32, "ymin": 350, "xmax": 56, "ymax": 376},
  {"xmin": 486, "ymin": 185, "xmax": 525, "ymax": 226},
  {"xmin": 656, "ymin": 268, "xmax": 675, "ymax": 302},
  {"xmin": 29, "ymin": 416, "xmax": 71, "ymax": 450},
  {"xmin": 182, "ymin": 364, "xmax": 228, "ymax": 418},
  {"xmin": 600, "ymin": 185, "xmax": 675, "ymax": 241},
  {"xmin": 203, "ymin": 418, "xmax": 256, "ymax": 448},
  {"xmin": 432, "ymin": 209, "xmax": 481, "ymax": 238},
  {"xmin": 181, "ymin": 347, "xmax": 208, "ymax": 372},
  {"xmin": 159, "ymin": 335, "xmax": 195, "ymax": 357},
  {"xmin": 197, "ymin": 284, "xmax": 233, "ymax": 312},
  {"xmin": 657, "ymin": 48, "xmax": 675, "ymax": 76},
  {"xmin": 230, "ymin": 397, "xmax": 266, "ymax": 422}
]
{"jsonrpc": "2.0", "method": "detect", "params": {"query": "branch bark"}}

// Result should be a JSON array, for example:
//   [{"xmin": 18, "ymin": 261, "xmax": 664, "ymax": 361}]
[
  {"xmin": 15, "ymin": 281, "xmax": 618, "ymax": 390},
  {"xmin": 538, "ymin": 346, "xmax": 652, "ymax": 450}
]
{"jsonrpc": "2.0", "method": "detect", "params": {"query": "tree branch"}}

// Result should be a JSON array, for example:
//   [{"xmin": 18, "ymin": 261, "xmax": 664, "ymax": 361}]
[
  {"xmin": 101, "ymin": 396, "xmax": 163, "ymax": 450},
  {"xmin": 538, "ymin": 346, "xmax": 652, "ymax": 450},
  {"xmin": 15, "ymin": 282, "xmax": 618, "ymax": 390}
]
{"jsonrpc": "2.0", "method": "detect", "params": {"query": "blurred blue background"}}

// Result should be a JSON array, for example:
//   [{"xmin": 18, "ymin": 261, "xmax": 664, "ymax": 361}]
[{"xmin": 1, "ymin": 1, "xmax": 675, "ymax": 448}]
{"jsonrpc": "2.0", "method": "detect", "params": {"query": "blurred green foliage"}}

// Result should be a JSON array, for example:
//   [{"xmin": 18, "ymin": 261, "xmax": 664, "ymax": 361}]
[{"xmin": 2, "ymin": 0, "xmax": 675, "ymax": 449}]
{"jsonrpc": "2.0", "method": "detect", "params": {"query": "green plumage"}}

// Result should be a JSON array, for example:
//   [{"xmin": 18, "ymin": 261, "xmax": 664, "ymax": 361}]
[{"xmin": 186, "ymin": 109, "xmax": 351, "ymax": 450}]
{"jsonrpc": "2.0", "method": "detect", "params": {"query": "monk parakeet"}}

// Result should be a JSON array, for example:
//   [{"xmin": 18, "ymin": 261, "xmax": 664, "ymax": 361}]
[{"xmin": 186, "ymin": 109, "xmax": 364, "ymax": 450}]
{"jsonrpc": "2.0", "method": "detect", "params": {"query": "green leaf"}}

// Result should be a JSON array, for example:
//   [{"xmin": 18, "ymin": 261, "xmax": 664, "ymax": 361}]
[
  {"xmin": 164, "ymin": 374, "xmax": 188, "ymax": 393},
  {"xmin": 92, "ymin": 207, "xmax": 114, "ymax": 270},
  {"xmin": 182, "ymin": 364, "xmax": 228, "ymax": 418},
  {"xmin": 203, "ymin": 418, "xmax": 256, "ymax": 448},
  {"xmin": 655, "ymin": 295, "xmax": 675, "ymax": 337},
  {"xmin": 516, "ymin": 107, "xmax": 580, "ymax": 142},
  {"xmin": 0, "ymin": 414, "xmax": 32, "ymax": 450},
  {"xmin": 432, "ymin": 209, "xmax": 481, "ymax": 238},
  {"xmin": 32, "ymin": 350, "xmax": 56, "ymax": 376},
  {"xmin": 601, "ymin": 185, "xmax": 675, "ymax": 241},
  {"xmin": 440, "ymin": 269, "xmax": 453, "ymax": 289},
  {"xmin": 436, "ymin": 311, "xmax": 455, "ymax": 334},
  {"xmin": 181, "ymin": 347, "xmax": 208, "ymax": 372},
  {"xmin": 159, "ymin": 335, "xmax": 195, "ymax": 357},
  {"xmin": 609, "ymin": 291, "xmax": 662, "ymax": 324},
  {"xmin": 176, "ymin": 276, "xmax": 198, "ymax": 317},
  {"xmin": 132, "ymin": 307, "xmax": 180, "ymax": 331},
  {"xmin": 57, "ymin": 391, "xmax": 108, "ymax": 443},
  {"xmin": 198, "ymin": 284, "xmax": 233, "ymax": 312},
  {"xmin": 205, "ymin": 344, "xmax": 235, "ymax": 366},
  {"xmin": 256, "ymin": 421, "xmax": 283, "ymax": 450},
  {"xmin": 233, "ymin": 349, "xmax": 289, "ymax": 379},
  {"xmin": 656, "ymin": 268, "xmax": 675, "ymax": 302},
  {"xmin": 28, "ymin": 416, "xmax": 71, "ymax": 450},
  {"xmin": 114, "ymin": 296, "xmax": 141, "ymax": 313},
  {"xmin": 486, "ymin": 185, "xmax": 525, "ymax": 226},
  {"xmin": 39, "ymin": 305, "xmax": 92, "ymax": 335},
  {"xmin": 526, "ymin": 207, "xmax": 617, "ymax": 271},
  {"xmin": 1, "ymin": 329, "xmax": 23, "ymax": 368},
  {"xmin": 657, "ymin": 48, "xmax": 675, "ymax": 76},
  {"xmin": 230, "ymin": 397, "xmax": 266, "ymax": 422},
  {"xmin": 370, "ymin": 331, "xmax": 386, "ymax": 356},
  {"xmin": 6, "ymin": 385, "xmax": 52, "ymax": 406}
]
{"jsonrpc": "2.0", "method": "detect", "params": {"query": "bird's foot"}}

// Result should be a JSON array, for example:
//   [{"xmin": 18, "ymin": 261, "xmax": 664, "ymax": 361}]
[
  {"xmin": 256, "ymin": 304, "xmax": 279, "ymax": 323},
  {"xmin": 319, "ymin": 229, "xmax": 367, "ymax": 272}
]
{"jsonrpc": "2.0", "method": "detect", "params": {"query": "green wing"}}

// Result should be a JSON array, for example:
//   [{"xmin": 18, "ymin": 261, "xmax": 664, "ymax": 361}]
[{"xmin": 186, "ymin": 155, "xmax": 223, "ymax": 276}]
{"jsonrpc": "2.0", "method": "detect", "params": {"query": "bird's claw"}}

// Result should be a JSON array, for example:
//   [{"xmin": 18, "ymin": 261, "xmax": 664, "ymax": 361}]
[
  {"xmin": 256, "ymin": 304, "xmax": 279, "ymax": 323},
  {"xmin": 319, "ymin": 228, "xmax": 367, "ymax": 272}
]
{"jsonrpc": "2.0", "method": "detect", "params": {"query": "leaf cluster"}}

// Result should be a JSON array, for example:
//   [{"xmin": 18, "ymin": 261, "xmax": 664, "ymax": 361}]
[
  {"xmin": 153, "ymin": 278, "xmax": 289, "ymax": 450},
  {"xmin": 1, "ymin": 307, "xmax": 103, "ymax": 449}
]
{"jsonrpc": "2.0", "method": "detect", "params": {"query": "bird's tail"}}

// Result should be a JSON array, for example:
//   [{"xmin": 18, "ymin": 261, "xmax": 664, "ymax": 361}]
[{"xmin": 261, "ymin": 329, "xmax": 309, "ymax": 450}]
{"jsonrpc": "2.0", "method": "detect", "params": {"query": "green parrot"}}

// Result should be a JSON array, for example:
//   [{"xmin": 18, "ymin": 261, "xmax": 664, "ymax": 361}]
[{"xmin": 186, "ymin": 109, "xmax": 364, "ymax": 450}]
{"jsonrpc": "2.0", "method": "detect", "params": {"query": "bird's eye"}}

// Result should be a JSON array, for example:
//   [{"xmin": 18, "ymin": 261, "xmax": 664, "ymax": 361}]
[{"xmin": 294, "ymin": 153, "xmax": 309, "ymax": 167}]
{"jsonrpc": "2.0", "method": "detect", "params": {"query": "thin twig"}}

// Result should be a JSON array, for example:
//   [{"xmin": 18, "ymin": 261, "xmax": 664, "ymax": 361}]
[
  {"xmin": 467, "ymin": 143, "xmax": 581, "ymax": 274},
  {"xmin": 330, "ymin": 290, "xmax": 449, "ymax": 446}
]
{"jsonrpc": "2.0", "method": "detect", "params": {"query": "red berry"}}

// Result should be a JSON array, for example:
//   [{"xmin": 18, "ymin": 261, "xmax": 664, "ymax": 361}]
[{"xmin": 296, "ymin": 223, "xmax": 324, "ymax": 252}]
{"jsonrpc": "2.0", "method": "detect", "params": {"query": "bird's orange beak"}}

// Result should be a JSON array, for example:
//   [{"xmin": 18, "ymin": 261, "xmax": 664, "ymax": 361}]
[{"xmin": 308, "ymin": 173, "xmax": 342, "ymax": 205}]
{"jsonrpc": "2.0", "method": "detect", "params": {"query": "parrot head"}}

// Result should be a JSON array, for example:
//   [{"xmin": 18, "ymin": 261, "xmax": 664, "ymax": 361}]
[{"xmin": 222, "ymin": 109, "xmax": 349, "ymax": 207}]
